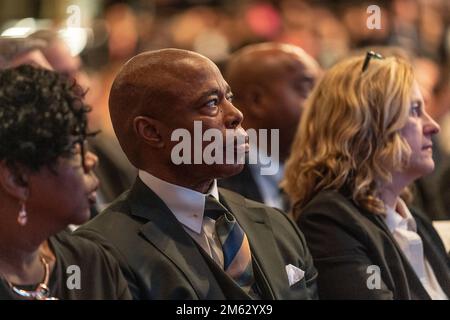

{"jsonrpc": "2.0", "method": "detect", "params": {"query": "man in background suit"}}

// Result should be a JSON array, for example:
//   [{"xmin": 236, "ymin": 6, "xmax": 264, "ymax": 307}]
[
  {"xmin": 75, "ymin": 48, "xmax": 318, "ymax": 299},
  {"xmin": 218, "ymin": 43, "xmax": 321, "ymax": 211}
]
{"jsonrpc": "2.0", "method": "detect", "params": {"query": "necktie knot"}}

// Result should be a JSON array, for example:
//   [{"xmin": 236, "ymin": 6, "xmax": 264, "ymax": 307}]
[{"xmin": 204, "ymin": 195, "xmax": 231, "ymax": 220}]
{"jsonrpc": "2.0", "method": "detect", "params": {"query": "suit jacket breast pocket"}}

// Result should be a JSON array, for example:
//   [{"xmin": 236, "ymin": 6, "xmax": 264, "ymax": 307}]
[{"xmin": 285, "ymin": 263, "xmax": 311, "ymax": 297}]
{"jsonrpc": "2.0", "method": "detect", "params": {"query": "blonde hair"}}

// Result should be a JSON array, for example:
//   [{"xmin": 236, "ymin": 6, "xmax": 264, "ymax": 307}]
[{"xmin": 282, "ymin": 55, "xmax": 415, "ymax": 218}]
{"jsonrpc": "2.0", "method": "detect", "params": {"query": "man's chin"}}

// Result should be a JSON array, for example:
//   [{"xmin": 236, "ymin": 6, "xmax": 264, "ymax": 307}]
[{"xmin": 214, "ymin": 163, "xmax": 245, "ymax": 179}]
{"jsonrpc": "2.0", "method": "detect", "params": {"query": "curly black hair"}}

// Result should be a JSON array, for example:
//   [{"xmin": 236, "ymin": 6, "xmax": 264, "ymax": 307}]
[{"xmin": 0, "ymin": 64, "xmax": 91, "ymax": 172}]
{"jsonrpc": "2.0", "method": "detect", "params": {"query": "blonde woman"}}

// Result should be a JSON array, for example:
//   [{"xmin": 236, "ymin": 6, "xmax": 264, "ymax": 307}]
[{"xmin": 282, "ymin": 52, "xmax": 450, "ymax": 299}]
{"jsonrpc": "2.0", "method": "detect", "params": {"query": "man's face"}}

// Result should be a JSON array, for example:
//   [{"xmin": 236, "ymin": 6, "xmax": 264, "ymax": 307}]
[
  {"xmin": 260, "ymin": 53, "xmax": 319, "ymax": 158},
  {"xmin": 158, "ymin": 57, "xmax": 246, "ymax": 182}
]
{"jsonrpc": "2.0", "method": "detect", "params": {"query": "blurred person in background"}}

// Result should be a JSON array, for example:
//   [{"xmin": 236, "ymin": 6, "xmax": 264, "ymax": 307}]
[
  {"xmin": 28, "ymin": 30, "xmax": 86, "ymax": 84},
  {"xmin": 0, "ymin": 65, "xmax": 131, "ymax": 300},
  {"xmin": 0, "ymin": 37, "xmax": 51, "ymax": 70},
  {"xmin": 283, "ymin": 52, "xmax": 450, "ymax": 299},
  {"xmin": 388, "ymin": 0, "xmax": 421, "ymax": 54},
  {"xmin": 432, "ymin": 67, "xmax": 450, "ymax": 218},
  {"xmin": 219, "ymin": 42, "xmax": 321, "ymax": 211}
]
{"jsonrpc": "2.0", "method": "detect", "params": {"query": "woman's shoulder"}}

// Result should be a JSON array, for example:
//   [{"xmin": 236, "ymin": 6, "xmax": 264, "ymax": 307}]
[
  {"xmin": 48, "ymin": 229, "xmax": 131, "ymax": 300},
  {"xmin": 295, "ymin": 189, "xmax": 377, "ymax": 260},
  {"xmin": 51, "ymin": 228, "xmax": 109, "ymax": 260},
  {"xmin": 49, "ymin": 228, "xmax": 128, "ymax": 275},
  {"xmin": 300, "ymin": 189, "xmax": 360, "ymax": 218},
  {"xmin": 296, "ymin": 189, "xmax": 375, "ymax": 237}
]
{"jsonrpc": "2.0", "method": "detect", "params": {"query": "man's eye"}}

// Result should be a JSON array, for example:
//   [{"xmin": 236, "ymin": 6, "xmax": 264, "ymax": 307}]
[
  {"xmin": 294, "ymin": 78, "xmax": 313, "ymax": 91},
  {"xmin": 226, "ymin": 93, "xmax": 234, "ymax": 102},
  {"xmin": 206, "ymin": 98, "xmax": 219, "ymax": 108}
]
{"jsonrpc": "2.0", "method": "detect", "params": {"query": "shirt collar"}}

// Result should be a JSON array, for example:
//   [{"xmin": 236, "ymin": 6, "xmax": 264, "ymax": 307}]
[
  {"xmin": 138, "ymin": 170, "xmax": 219, "ymax": 234},
  {"xmin": 384, "ymin": 197, "xmax": 417, "ymax": 233}
]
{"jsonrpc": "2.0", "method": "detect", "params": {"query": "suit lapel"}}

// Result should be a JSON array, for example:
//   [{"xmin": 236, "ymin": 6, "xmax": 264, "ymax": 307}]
[
  {"xmin": 414, "ymin": 216, "xmax": 450, "ymax": 297},
  {"xmin": 194, "ymin": 242, "xmax": 252, "ymax": 300},
  {"xmin": 363, "ymin": 208, "xmax": 431, "ymax": 299},
  {"xmin": 127, "ymin": 178, "xmax": 225, "ymax": 299},
  {"xmin": 219, "ymin": 189, "xmax": 289, "ymax": 299}
]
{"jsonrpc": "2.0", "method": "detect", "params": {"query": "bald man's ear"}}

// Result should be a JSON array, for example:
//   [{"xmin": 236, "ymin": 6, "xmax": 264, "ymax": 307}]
[
  {"xmin": 245, "ymin": 85, "xmax": 266, "ymax": 120},
  {"xmin": 0, "ymin": 161, "xmax": 29, "ymax": 201},
  {"xmin": 133, "ymin": 116, "xmax": 165, "ymax": 148}
]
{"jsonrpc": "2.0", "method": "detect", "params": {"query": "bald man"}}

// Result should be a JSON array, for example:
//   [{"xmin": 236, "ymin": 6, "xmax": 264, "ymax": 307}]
[
  {"xmin": 75, "ymin": 49, "xmax": 318, "ymax": 300},
  {"xmin": 218, "ymin": 43, "xmax": 321, "ymax": 211}
]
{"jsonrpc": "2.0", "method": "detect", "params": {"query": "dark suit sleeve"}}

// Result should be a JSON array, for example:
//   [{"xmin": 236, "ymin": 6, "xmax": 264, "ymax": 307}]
[
  {"xmin": 298, "ymin": 206, "xmax": 394, "ymax": 300},
  {"xmin": 274, "ymin": 208, "xmax": 319, "ymax": 299},
  {"xmin": 93, "ymin": 240, "xmax": 133, "ymax": 300},
  {"xmin": 73, "ymin": 228, "xmax": 141, "ymax": 299}
]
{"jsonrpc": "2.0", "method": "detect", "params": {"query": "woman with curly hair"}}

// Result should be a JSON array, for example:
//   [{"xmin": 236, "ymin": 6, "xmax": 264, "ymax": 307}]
[
  {"xmin": 282, "ymin": 52, "xmax": 450, "ymax": 299},
  {"xmin": 0, "ymin": 65, "xmax": 131, "ymax": 300}
]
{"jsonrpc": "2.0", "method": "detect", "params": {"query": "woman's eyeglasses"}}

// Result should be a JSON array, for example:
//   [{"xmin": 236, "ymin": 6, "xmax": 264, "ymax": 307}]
[
  {"xmin": 362, "ymin": 51, "xmax": 384, "ymax": 72},
  {"xmin": 67, "ymin": 138, "xmax": 87, "ymax": 172},
  {"xmin": 78, "ymin": 139, "xmax": 87, "ymax": 172}
]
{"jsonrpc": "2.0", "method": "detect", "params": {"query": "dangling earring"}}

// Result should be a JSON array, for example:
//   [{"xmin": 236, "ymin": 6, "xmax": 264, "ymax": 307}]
[{"xmin": 17, "ymin": 202, "xmax": 27, "ymax": 226}]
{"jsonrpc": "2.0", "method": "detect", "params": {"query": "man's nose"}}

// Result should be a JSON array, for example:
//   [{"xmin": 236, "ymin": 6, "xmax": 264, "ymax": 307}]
[{"xmin": 222, "ymin": 99, "xmax": 244, "ymax": 129}]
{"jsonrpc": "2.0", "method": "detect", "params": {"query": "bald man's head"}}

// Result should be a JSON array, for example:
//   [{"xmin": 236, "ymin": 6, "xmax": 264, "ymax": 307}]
[
  {"xmin": 225, "ymin": 43, "xmax": 320, "ymax": 160},
  {"xmin": 226, "ymin": 43, "xmax": 319, "ymax": 106},
  {"xmin": 110, "ymin": 49, "xmax": 214, "ymax": 166},
  {"xmin": 109, "ymin": 48, "xmax": 244, "ymax": 188}
]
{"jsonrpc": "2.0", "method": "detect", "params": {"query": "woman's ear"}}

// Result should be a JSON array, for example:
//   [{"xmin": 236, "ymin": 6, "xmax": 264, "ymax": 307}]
[
  {"xmin": 133, "ymin": 116, "xmax": 165, "ymax": 148},
  {"xmin": 0, "ymin": 161, "xmax": 29, "ymax": 201}
]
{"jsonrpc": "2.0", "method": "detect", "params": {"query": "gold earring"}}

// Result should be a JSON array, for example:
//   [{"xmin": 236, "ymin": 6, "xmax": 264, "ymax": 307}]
[{"xmin": 17, "ymin": 203, "xmax": 27, "ymax": 226}]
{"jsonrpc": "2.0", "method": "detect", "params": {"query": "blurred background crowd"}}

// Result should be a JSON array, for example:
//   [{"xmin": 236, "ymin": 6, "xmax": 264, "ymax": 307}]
[{"xmin": 0, "ymin": 0, "xmax": 449, "ymax": 218}]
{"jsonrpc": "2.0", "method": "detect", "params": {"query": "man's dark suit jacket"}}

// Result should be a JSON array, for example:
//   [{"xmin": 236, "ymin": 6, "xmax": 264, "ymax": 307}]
[
  {"xmin": 74, "ymin": 178, "xmax": 318, "ymax": 300},
  {"xmin": 297, "ymin": 189, "xmax": 450, "ymax": 300}
]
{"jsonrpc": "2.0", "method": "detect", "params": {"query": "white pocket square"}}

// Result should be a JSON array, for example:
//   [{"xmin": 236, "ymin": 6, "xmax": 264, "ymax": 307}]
[{"xmin": 285, "ymin": 264, "xmax": 305, "ymax": 287}]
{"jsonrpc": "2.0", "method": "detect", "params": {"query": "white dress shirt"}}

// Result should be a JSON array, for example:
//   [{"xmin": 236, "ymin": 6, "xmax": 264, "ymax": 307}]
[
  {"xmin": 138, "ymin": 170, "xmax": 224, "ymax": 268},
  {"xmin": 384, "ymin": 198, "xmax": 448, "ymax": 300}
]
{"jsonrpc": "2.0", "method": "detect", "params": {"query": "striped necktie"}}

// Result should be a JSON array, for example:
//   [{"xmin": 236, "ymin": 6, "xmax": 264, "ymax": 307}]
[{"xmin": 204, "ymin": 195, "xmax": 256, "ymax": 295}]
